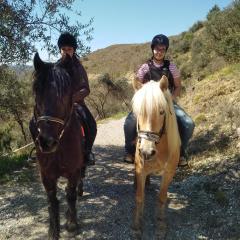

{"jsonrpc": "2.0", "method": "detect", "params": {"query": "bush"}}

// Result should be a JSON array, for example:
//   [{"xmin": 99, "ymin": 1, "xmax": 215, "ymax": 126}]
[
  {"xmin": 189, "ymin": 21, "xmax": 204, "ymax": 33},
  {"xmin": 87, "ymin": 74, "xmax": 132, "ymax": 119},
  {"xmin": 0, "ymin": 154, "xmax": 28, "ymax": 179},
  {"xmin": 180, "ymin": 63, "xmax": 192, "ymax": 79},
  {"xmin": 205, "ymin": 1, "xmax": 240, "ymax": 62},
  {"xmin": 181, "ymin": 32, "xmax": 194, "ymax": 53},
  {"xmin": 0, "ymin": 126, "xmax": 12, "ymax": 154},
  {"xmin": 195, "ymin": 113, "xmax": 207, "ymax": 125}
]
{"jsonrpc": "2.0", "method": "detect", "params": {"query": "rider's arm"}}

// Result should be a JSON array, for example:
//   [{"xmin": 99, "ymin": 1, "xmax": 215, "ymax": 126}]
[
  {"xmin": 169, "ymin": 63, "xmax": 181, "ymax": 102},
  {"xmin": 72, "ymin": 62, "xmax": 90, "ymax": 103},
  {"xmin": 172, "ymin": 77, "xmax": 181, "ymax": 101},
  {"xmin": 134, "ymin": 63, "xmax": 150, "ymax": 90}
]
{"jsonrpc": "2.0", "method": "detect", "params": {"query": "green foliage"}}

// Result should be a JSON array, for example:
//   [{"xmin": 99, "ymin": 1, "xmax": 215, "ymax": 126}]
[
  {"xmin": 0, "ymin": 125, "xmax": 12, "ymax": 153},
  {"xmin": 195, "ymin": 113, "xmax": 207, "ymax": 125},
  {"xmin": 86, "ymin": 74, "xmax": 132, "ymax": 119},
  {"xmin": 0, "ymin": 0, "xmax": 93, "ymax": 64},
  {"xmin": 0, "ymin": 66, "xmax": 30, "ymax": 142},
  {"xmin": 206, "ymin": 5, "xmax": 221, "ymax": 20},
  {"xmin": 0, "ymin": 154, "xmax": 28, "ymax": 179},
  {"xmin": 175, "ymin": 32, "xmax": 194, "ymax": 54},
  {"xmin": 205, "ymin": 1, "xmax": 240, "ymax": 62},
  {"xmin": 189, "ymin": 21, "xmax": 204, "ymax": 33},
  {"xmin": 180, "ymin": 63, "xmax": 192, "ymax": 79}
]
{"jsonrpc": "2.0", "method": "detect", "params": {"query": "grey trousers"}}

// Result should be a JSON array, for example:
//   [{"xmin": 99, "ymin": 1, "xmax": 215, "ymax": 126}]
[{"xmin": 123, "ymin": 103, "xmax": 195, "ymax": 157}]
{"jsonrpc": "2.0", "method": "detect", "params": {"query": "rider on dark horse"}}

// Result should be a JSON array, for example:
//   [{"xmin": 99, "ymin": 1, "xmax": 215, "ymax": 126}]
[
  {"xmin": 30, "ymin": 32, "xmax": 96, "ymax": 166},
  {"xmin": 57, "ymin": 32, "xmax": 97, "ymax": 166}
]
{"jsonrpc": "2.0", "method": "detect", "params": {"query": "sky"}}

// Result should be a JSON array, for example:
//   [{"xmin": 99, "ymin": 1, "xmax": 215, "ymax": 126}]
[
  {"xmin": 36, "ymin": 0, "xmax": 234, "ymax": 61},
  {"xmin": 75, "ymin": 0, "xmax": 233, "ymax": 51}
]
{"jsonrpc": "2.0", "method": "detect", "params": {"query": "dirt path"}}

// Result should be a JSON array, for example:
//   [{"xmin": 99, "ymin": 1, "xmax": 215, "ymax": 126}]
[{"xmin": 0, "ymin": 117, "xmax": 239, "ymax": 240}]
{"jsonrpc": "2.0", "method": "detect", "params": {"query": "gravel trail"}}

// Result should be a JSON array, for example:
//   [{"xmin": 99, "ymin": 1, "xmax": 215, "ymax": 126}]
[{"xmin": 0, "ymin": 117, "xmax": 239, "ymax": 240}]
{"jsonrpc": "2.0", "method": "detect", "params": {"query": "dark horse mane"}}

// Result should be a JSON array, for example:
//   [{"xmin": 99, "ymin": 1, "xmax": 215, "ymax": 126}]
[{"xmin": 33, "ymin": 61, "xmax": 72, "ymax": 99}]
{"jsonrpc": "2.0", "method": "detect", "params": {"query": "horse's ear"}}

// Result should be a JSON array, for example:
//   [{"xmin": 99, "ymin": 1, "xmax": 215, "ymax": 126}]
[
  {"xmin": 159, "ymin": 75, "xmax": 169, "ymax": 91},
  {"xmin": 33, "ymin": 52, "xmax": 44, "ymax": 71}
]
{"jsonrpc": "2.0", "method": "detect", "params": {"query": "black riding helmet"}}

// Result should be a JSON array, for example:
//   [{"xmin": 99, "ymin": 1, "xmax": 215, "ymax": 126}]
[
  {"xmin": 151, "ymin": 34, "xmax": 169, "ymax": 51},
  {"xmin": 57, "ymin": 32, "xmax": 78, "ymax": 51}
]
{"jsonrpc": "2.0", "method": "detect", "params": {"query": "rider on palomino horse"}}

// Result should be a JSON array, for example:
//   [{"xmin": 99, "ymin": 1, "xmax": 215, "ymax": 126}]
[{"xmin": 123, "ymin": 34, "xmax": 195, "ymax": 166}]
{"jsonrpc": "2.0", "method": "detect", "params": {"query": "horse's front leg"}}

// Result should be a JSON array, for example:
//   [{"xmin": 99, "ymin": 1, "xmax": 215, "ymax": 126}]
[
  {"xmin": 77, "ymin": 167, "xmax": 86, "ymax": 197},
  {"xmin": 65, "ymin": 177, "xmax": 78, "ymax": 233},
  {"xmin": 156, "ymin": 167, "xmax": 176, "ymax": 239},
  {"xmin": 133, "ymin": 170, "xmax": 146, "ymax": 234},
  {"xmin": 42, "ymin": 176, "xmax": 59, "ymax": 240}
]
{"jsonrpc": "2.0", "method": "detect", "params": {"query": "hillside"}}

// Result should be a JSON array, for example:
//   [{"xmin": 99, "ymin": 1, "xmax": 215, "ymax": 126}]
[
  {"xmin": 81, "ymin": 2, "xmax": 240, "ymax": 200},
  {"xmin": 82, "ymin": 43, "xmax": 151, "ymax": 79}
]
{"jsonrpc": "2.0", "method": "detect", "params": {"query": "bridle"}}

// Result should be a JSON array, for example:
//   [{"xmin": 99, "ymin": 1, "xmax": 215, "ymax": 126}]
[
  {"xmin": 137, "ymin": 111, "xmax": 166, "ymax": 144},
  {"xmin": 34, "ymin": 106, "xmax": 73, "ymax": 144}
]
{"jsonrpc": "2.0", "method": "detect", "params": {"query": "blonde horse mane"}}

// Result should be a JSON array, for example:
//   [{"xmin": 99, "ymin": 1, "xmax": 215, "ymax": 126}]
[{"xmin": 132, "ymin": 79, "xmax": 180, "ymax": 155}]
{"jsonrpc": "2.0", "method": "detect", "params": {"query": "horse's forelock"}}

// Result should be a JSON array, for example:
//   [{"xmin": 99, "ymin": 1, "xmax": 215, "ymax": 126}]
[
  {"xmin": 33, "ymin": 63, "xmax": 71, "ymax": 98},
  {"xmin": 132, "ymin": 81, "xmax": 167, "ymax": 121}
]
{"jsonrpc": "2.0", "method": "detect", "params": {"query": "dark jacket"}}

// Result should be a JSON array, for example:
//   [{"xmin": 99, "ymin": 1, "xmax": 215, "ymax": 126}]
[
  {"xmin": 57, "ymin": 55, "xmax": 90, "ymax": 104},
  {"xmin": 144, "ymin": 59, "xmax": 175, "ymax": 93}
]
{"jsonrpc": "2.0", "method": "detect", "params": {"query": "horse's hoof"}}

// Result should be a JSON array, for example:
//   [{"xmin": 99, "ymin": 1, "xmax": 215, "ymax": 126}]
[
  {"xmin": 66, "ymin": 221, "xmax": 78, "ymax": 233},
  {"xmin": 131, "ymin": 225, "xmax": 142, "ymax": 240},
  {"xmin": 77, "ymin": 188, "xmax": 83, "ymax": 197},
  {"xmin": 77, "ymin": 181, "xmax": 84, "ymax": 197},
  {"xmin": 48, "ymin": 230, "xmax": 59, "ymax": 240}
]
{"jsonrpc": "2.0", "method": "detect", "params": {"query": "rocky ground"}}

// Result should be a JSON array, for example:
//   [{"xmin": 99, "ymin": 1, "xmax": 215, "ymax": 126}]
[{"xmin": 0, "ymin": 117, "xmax": 239, "ymax": 240}]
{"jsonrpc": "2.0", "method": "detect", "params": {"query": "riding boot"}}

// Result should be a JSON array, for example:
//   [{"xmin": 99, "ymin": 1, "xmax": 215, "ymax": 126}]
[
  {"xmin": 178, "ymin": 147, "xmax": 188, "ymax": 167},
  {"xmin": 85, "ymin": 151, "xmax": 95, "ymax": 166}
]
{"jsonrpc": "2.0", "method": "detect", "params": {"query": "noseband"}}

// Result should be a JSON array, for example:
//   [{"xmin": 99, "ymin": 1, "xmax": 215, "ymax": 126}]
[
  {"xmin": 35, "ymin": 107, "xmax": 73, "ymax": 144},
  {"xmin": 137, "ymin": 113, "xmax": 166, "ymax": 144}
]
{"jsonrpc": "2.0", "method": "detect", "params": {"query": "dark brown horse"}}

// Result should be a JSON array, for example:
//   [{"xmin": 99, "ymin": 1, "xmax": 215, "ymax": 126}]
[{"xmin": 29, "ymin": 53, "xmax": 85, "ymax": 239}]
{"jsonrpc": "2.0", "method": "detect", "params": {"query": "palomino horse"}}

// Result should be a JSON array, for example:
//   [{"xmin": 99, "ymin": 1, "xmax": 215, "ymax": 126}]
[
  {"xmin": 132, "ymin": 76, "xmax": 181, "ymax": 235},
  {"xmin": 29, "ymin": 53, "xmax": 85, "ymax": 239}
]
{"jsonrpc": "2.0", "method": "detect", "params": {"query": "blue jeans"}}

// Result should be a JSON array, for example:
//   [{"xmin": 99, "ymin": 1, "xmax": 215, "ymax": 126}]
[
  {"xmin": 173, "ymin": 103, "xmax": 195, "ymax": 156},
  {"xmin": 123, "ymin": 111, "xmax": 137, "ymax": 156},
  {"xmin": 123, "ymin": 104, "xmax": 195, "ymax": 157}
]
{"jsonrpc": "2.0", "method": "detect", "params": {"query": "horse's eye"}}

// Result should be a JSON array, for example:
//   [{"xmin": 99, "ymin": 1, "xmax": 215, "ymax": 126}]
[{"xmin": 160, "ymin": 110, "xmax": 165, "ymax": 115}]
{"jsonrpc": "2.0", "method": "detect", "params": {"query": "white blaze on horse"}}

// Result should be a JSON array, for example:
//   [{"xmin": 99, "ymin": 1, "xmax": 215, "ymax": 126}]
[{"xmin": 132, "ymin": 76, "xmax": 181, "ymax": 234}]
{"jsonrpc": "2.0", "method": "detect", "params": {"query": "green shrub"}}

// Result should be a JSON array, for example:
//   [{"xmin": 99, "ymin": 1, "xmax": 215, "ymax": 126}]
[
  {"xmin": 195, "ymin": 113, "xmax": 207, "ymax": 125},
  {"xmin": 0, "ymin": 154, "xmax": 28, "ymax": 178},
  {"xmin": 0, "ymin": 126, "xmax": 12, "ymax": 154},
  {"xmin": 189, "ymin": 21, "xmax": 204, "ymax": 33},
  {"xmin": 180, "ymin": 63, "xmax": 192, "ymax": 80}
]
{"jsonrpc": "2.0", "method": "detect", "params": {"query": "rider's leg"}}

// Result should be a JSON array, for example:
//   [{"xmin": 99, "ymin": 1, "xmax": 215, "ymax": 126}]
[
  {"xmin": 123, "ymin": 111, "xmax": 137, "ymax": 163},
  {"xmin": 77, "ymin": 104, "xmax": 97, "ymax": 165},
  {"xmin": 173, "ymin": 103, "xmax": 195, "ymax": 166}
]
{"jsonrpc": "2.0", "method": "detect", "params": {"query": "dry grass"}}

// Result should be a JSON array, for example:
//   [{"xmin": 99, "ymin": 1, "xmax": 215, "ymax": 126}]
[{"xmin": 179, "ymin": 63, "xmax": 240, "ymax": 175}]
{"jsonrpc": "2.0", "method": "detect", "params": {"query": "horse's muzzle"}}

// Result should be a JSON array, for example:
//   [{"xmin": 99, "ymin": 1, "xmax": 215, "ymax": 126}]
[
  {"xmin": 139, "ymin": 148, "xmax": 156, "ymax": 161},
  {"xmin": 36, "ymin": 135, "xmax": 59, "ymax": 153}
]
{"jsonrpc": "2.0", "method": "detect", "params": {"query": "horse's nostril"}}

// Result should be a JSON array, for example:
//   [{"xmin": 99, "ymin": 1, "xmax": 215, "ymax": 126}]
[
  {"xmin": 38, "ymin": 135, "xmax": 57, "ymax": 149},
  {"xmin": 46, "ymin": 137, "xmax": 57, "ymax": 147},
  {"xmin": 150, "ymin": 150, "xmax": 156, "ymax": 156},
  {"xmin": 140, "ymin": 149, "xmax": 156, "ymax": 160}
]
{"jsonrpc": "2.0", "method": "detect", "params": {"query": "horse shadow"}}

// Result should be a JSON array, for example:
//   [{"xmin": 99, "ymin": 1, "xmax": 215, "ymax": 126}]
[
  {"xmin": 1, "ymin": 144, "xmax": 239, "ymax": 240},
  {"xmin": 74, "ymin": 145, "xmax": 240, "ymax": 240}
]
